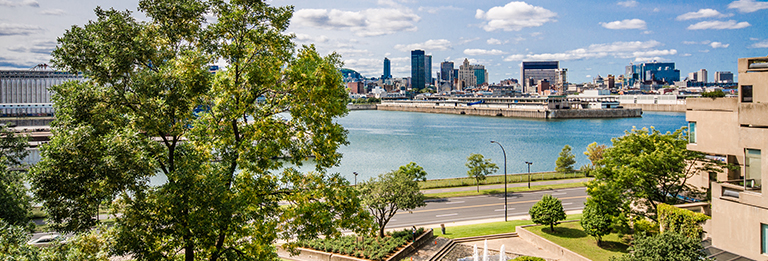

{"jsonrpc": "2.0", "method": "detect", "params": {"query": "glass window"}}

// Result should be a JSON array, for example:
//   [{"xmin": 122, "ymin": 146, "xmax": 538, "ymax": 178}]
[
  {"xmin": 688, "ymin": 122, "xmax": 697, "ymax": 144},
  {"xmin": 745, "ymin": 149, "xmax": 761, "ymax": 191},
  {"xmin": 742, "ymin": 85, "xmax": 753, "ymax": 103},
  {"xmin": 763, "ymin": 223, "xmax": 768, "ymax": 254}
]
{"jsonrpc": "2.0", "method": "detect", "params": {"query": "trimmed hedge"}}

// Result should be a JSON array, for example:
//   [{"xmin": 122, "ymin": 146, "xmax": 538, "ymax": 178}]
[
  {"xmin": 657, "ymin": 203, "xmax": 709, "ymax": 239},
  {"xmin": 295, "ymin": 227, "xmax": 424, "ymax": 261}
]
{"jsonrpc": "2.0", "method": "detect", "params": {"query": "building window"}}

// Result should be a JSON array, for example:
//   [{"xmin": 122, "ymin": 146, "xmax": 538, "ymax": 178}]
[
  {"xmin": 742, "ymin": 85, "xmax": 753, "ymax": 103},
  {"xmin": 688, "ymin": 122, "xmax": 697, "ymax": 144},
  {"xmin": 745, "ymin": 149, "xmax": 761, "ymax": 191},
  {"xmin": 763, "ymin": 223, "xmax": 768, "ymax": 254}
]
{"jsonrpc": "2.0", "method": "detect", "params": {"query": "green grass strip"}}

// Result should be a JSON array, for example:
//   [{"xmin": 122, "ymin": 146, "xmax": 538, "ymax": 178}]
[
  {"xmin": 437, "ymin": 214, "xmax": 583, "ymax": 239},
  {"xmin": 424, "ymin": 182, "xmax": 586, "ymax": 199},
  {"xmin": 527, "ymin": 221, "xmax": 628, "ymax": 261},
  {"xmin": 418, "ymin": 172, "xmax": 586, "ymax": 190}
]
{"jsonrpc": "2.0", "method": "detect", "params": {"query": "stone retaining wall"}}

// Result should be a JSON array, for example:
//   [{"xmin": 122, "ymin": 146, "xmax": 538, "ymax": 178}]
[
  {"xmin": 377, "ymin": 104, "xmax": 642, "ymax": 119},
  {"xmin": 347, "ymin": 104, "xmax": 377, "ymax": 110},
  {"xmin": 516, "ymin": 225, "xmax": 591, "ymax": 261}
]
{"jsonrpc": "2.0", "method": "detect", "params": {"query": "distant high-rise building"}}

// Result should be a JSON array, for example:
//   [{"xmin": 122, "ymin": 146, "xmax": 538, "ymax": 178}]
[
  {"xmin": 440, "ymin": 61, "xmax": 455, "ymax": 89},
  {"xmin": 458, "ymin": 58, "xmax": 477, "ymax": 89},
  {"xmin": 556, "ymin": 68, "xmax": 567, "ymax": 88},
  {"xmin": 625, "ymin": 62, "xmax": 680, "ymax": 86},
  {"xmin": 698, "ymin": 68, "xmax": 708, "ymax": 83},
  {"xmin": 411, "ymin": 50, "xmax": 426, "ymax": 91},
  {"xmin": 521, "ymin": 61, "xmax": 559, "ymax": 93},
  {"xmin": 715, "ymin": 71, "xmax": 734, "ymax": 83},
  {"xmin": 688, "ymin": 72, "xmax": 698, "ymax": 81},
  {"xmin": 425, "ymin": 55, "xmax": 432, "ymax": 87},
  {"xmin": 382, "ymin": 57, "xmax": 391, "ymax": 79},
  {"xmin": 474, "ymin": 65, "xmax": 488, "ymax": 86}
]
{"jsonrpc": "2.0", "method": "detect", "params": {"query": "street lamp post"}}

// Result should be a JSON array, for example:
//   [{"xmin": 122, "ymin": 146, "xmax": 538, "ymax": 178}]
[
  {"xmin": 353, "ymin": 172, "xmax": 358, "ymax": 186},
  {"xmin": 491, "ymin": 141, "xmax": 508, "ymax": 222},
  {"xmin": 525, "ymin": 161, "xmax": 533, "ymax": 188}
]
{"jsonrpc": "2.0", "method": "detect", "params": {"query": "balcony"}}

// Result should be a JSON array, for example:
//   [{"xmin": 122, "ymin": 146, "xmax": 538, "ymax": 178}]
[
  {"xmin": 738, "ymin": 103, "xmax": 768, "ymax": 127},
  {"xmin": 686, "ymin": 97, "xmax": 737, "ymax": 112},
  {"xmin": 720, "ymin": 180, "xmax": 761, "ymax": 199}
]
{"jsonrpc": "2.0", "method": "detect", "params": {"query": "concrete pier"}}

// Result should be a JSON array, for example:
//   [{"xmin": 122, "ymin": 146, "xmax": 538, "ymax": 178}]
[{"xmin": 376, "ymin": 103, "xmax": 641, "ymax": 119}]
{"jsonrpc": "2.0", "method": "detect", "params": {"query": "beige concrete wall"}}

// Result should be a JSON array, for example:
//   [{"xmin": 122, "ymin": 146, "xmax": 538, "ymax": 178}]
[
  {"xmin": 377, "ymin": 103, "xmax": 641, "ymax": 119},
  {"xmin": 621, "ymin": 103, "xmax": 686, "ymax": 112},
  {"xmin": 516, "ymin": 226, "xmax": 591, "ymax": 261},
  {"xmin": 346, "ymin": 104, "xmax": 376, "ymax": 110},
  {"xmin": 711, "ymin": 183, "xmax": 768, "ymax": 260},
  {"xmin": 738, "ymin": 57, "xmax": 768, "ymax": 104},
  {"xmin": 739, "ymin": 103, "xmax": 768, "ymax": 128}
]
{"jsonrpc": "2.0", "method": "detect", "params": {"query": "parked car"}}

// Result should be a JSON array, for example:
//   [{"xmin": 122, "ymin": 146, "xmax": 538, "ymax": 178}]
[{"xmin": 27, "ymin": 234, "xmax": 65, "ymax": 247}]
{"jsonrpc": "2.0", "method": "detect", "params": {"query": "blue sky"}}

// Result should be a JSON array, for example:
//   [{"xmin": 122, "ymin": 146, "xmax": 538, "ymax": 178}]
[{"xmin": 2, "ymin": 0, "xmax": 767, "ymax": 83}]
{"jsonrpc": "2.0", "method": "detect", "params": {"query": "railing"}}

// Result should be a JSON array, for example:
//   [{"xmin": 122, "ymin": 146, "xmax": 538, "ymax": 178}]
[{"xmin": 720, "ymin": 179, "xmax": 762, "ymax": 199}]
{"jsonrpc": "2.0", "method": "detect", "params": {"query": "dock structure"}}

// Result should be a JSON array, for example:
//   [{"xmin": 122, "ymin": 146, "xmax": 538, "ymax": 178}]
[
  {"xmin": 1, "ymin": 69, "xmax": 82, "ymax": 126},
  {"xmin": 376, "ymin": 96, "xmax": 642, "ymax": 119}
]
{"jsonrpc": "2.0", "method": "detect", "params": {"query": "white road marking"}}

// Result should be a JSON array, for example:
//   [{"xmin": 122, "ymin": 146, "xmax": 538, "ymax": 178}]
[
  {"xmin": 551, "ymin": 192, "xmax": 567, "ymax": 195},
  {"xmin": 436, "ymin": 213, "xmax": 458, "ymax": 218},
  {"xmin": 495, "ymin": 208, "xmax": 516, "ymax": 212},
  {"xmin": 562, "ymin": 202, "xmax": 573, "ymax": 205},
  {"xmin": 446, "ymin": 201, "xmax": 465, "ymax": 204}
]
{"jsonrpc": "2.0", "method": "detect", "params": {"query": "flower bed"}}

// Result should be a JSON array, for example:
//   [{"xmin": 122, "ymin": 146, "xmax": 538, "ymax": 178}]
[{"xmin": 295, "ymin": 227, "xmax": 425, "ymax": 261}]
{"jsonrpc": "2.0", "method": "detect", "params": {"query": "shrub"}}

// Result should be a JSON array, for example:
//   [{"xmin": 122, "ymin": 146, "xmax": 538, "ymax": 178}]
[
  {"xmin": 514, "ymin": 256, "xmax": 546, "ymax": 261},
  {"xmin": 701, "ymin": 90, "xmax": 726, "ymax": 98},
  {"xmin": 657, "ymin": 203, "xmax": 709, "ymax": 239},
  {"xmin": 529, "ymin": 194, "xmax": 566, "ymax": 232},
  {"xmin": 581, "ymin": 199, "xmax": 612, "ymax": 245}
]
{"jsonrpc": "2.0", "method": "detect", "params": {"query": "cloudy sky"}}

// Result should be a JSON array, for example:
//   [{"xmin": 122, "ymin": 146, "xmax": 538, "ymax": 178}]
[{"xmin": 2, "ymin": 0, "xmax": 768, "ymax": 83}]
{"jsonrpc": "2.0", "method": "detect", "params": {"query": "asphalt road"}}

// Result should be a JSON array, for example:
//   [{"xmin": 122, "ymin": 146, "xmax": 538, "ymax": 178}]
[{"xmin": 386, "ymin": 187, "xmax": 588, "ymax": 228}]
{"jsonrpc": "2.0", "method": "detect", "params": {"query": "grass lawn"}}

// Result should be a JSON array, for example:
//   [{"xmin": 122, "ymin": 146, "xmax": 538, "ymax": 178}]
[
  {"xmin": 424, "ymin": 182, "xmax": 587, "ymax": 199},
  {"xmin": 527, "ymin": 221, "xmax": 629, "ymax": 261},
  {"xmin": 419, "ymin": 172, "xmax": 586, "ymax": 190},
  {"xmin": 437, "ymin": 214, "xmax": 583, "ymax": 239}
]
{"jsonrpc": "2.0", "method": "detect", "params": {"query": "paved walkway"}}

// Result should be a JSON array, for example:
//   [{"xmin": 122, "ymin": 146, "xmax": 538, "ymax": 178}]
[{"xmin": 422, "ymin": 177, "xmax": 592, "ymax": 194}]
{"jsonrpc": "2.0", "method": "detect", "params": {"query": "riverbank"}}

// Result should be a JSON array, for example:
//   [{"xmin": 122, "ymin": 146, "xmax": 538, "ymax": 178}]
[{"xmin": 377, "ymin": 102, "xmax": 642, "ymax": 119}]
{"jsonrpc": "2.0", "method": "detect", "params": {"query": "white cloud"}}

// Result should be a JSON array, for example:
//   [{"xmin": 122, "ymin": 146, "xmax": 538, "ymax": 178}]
[
  {"xmin": 336, "ymin": 48, "xmax": 371, "ymax": 57},
  {"xmin": 728, "ymin": 0, "xmax": 768, "ymax": 13},
  {"xmin": 457, "ymin": 37, "xmax": 480, "ymax": 45},
  {"xmin": 7, "ymin": 40, "xmax": 55, "ymax": 54},
  {"xmin": 634, "ymin": 57, "xmax": 668, "ymax": 62},
  {"xmin": 487, "ymin": 38, "xmax": 502, "ymax": 45},
  {"xmin": 750, "ymin": 37, "xmax": 760, "ymax": 41},
  {"xmin": 681, "ymin": 53, "xmax": 692, "ymax": 56},
  {"xmin": 394, "ymin": 39, "xmax": 452, "ymax": 52},
  {"xmin": 293, "ymin": 8, "xmax": 420, "ymax": 37},
  {"xmin": 0, "ymin": 0, "xmax": 37, "ymax": 7},
  {"xmin": 676, "ymin": 9, "xmax": 732, "ymax": 20},
  {"xmin": 417, "ymin": 5, "xmax": 462, "ymax": 14},
  {"xmin": 750, "ymin": 40, "xmax": 768, "ymax": 48},
  {"xmin": 464, "ymin": 49, "xmax": 507, "ymax": 56},
  {"xmin": 503, "ymin": 40, "xmax": 674, "ymax": 62},
  {"xmin": 0, "ymin": 23, "xmax": 43, "ymax": 36},
  {"xmin": 585, "ymin": 75, "xmax": 592, "ymax": 78},
  {"xmin": 293, "ymin": 33, "xmax": 329, "ymax": 43},
  {"xmin": 600, "ymin": 19, "xmax": 647, "ymax": 30},
  {"xmin": 475, "ymin": 2, "xmax": 557, "ymax": 32},
  {"xmin": 710, "ymin": 42, "xmax": 729, "ymax": 48},
  {"xmin": 39, "ymin": 9, "xmax": 65, "ymax": 15},
  {"xmin": 687, "ymin": 20, "xmax": 750, "ymax": 30},
  {"xmin": 682, "ymin": 40, "xmax": 712, "ymax": 45},
  {"xmin": 617, "ymin": 0, "xmax": 638, "ymax": 7}
]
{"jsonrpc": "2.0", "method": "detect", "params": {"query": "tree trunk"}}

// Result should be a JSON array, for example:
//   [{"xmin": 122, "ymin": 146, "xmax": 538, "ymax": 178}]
[
  {"xmin": 476, "ymin": 179, "xmax": 479, "ymax": 192},
  {"xmin": 550, "ymin": 223, "xmax": 554, "ymax": 232},
  {"xmin": 379, "ymin": 226, "xmax": 385, "ymax": 238}
]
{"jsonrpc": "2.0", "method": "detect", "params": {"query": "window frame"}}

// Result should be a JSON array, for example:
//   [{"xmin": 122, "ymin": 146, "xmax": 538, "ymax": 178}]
[{"xmin": 742, "ymin": 85, "xmax": 753, "ymax": 103}]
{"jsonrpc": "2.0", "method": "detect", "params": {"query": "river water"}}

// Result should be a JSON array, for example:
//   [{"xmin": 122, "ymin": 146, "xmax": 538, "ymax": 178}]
[{"xmin": 296, "ymin": 110, "xmax": 687, "ymax": 182}]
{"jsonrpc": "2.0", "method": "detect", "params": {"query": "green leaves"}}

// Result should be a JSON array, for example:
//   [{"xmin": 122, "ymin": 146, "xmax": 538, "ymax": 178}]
[
  {"xmin": 555, "ymin": 145, "xmax": 576, "ymax": 173},
  {"xmin": 359, "ymin": 164, "xmax": 427, "ymax": 237},
  {"xmin": 465, "ymin": 153, "xmax": 498, "ymax": 192},
  {"xmin": 529, "ymin": 194, "xmax": 566, "ymax": 232}
]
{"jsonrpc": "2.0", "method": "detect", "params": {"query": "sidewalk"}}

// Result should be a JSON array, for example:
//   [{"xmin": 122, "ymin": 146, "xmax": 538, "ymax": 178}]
[{"xmin": 421, "ymin": 177, "xmax": 592, "ymax": 194}]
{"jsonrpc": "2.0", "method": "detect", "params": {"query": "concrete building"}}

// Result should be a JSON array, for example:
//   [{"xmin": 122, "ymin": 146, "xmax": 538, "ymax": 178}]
[
  {"xmin": 715, "ymin": 71, "xmax": 734, "ymax": 83},
  {"xmin": 473, "ymin": 65, "xmax": 488, "ymax": 86},
  {"xmin": 440, "ymin": 61, "xmax": 455, "ymax": 90},
  {"xmin": 698, "ymin": 69, "xmax": 708, "ymax": 83},
  {"xmin": 425, "ymin": 55, "xmax": 432, "ymax": 87},
  {"xmin": 1, "ymin": 69, "xmax": 82, "ymax": 118},
  {"xmin": 458, "ymin": 58, "xmax": 476, "ymax": 89},
  {"xmin": 521, "ymin": 61, "xmax": 558, "ymax": 94},
  {"xmin": 556, "ymin": 68, "xmax": 567, "ymax": 89},
  {"xmin": 686, "ymin": 56, "xmax": 768, "ymax": 260},
  {"xmin": 411, "ymin": 50, "xmax": 426, "ymax": 91}
]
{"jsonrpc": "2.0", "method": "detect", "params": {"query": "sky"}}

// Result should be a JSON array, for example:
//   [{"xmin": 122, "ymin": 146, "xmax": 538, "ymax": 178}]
[{"xmin": 1, "ymin": 0, "xmax": 768, "ymax": 83}]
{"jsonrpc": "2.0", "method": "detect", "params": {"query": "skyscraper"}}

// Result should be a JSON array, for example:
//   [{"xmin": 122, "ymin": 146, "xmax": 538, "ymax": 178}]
[
  {"xmin": 425, "ymin": 55, "xmax": 432, "ymax": 87},
  {"xmin": 382, "ymin": 57, "xmax": 391, "ymax": 79},
  {"xmin": 625, "ymin": 62, "xmax": 680, "ymax": 86},
  {"xmin": 458, "ymin": 58, "xmax": 476, "ymax": 89},
  {"xmin": 473, "ymin": 65, "xmax": 487, "ymax": 86},
  {"xmin": 715, "ymin": 71, "xmax": 734, "ymax": 83},
  {"xmin": 521, "ymin": 61, "xmax": 559, "ymax": 93},
  {"xmin": 440, "ymin": 61, "xmax": 454, "ymax": 82},
  {"xmin": 411, "ymin": 50, "xmax": 425, "ymax": 91},
  {"xmin": 698, "ymin": 68, "xmax": 708, "ymax": 83}
]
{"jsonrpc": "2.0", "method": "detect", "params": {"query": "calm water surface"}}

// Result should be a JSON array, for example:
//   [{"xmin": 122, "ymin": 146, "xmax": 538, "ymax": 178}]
[{"xmin": 296, "ymin": 110, "xmax": 686, "ymax": 182}]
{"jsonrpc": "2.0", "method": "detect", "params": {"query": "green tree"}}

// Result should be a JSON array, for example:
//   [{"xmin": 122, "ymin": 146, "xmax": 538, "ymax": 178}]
[
  {"xmin": 584, "ymin": 142, "xmax": 606, "ymax": 168},
  {"xmin": 360, "ymin": 165, "xmax": 427, "ymax": 238},
  {"xmin": 580, "ymin": 198, "xmax": 613, "ymax": 245},
  {"xmin": 610, "ymin": 232, "xmax": 712, "ymax": 261},
  {"xmin": 555, "ymin": 144, "xmax": 576, "ymax": 173},
  {"xmin": 32, "ymin": 1, "xmax": 369, "ymax": 260},
  {"xmin": 398, "ymin": 161, "xmax": 428, "ymax": 181},
  {"xmin": 590, "ymin": 127, "xmax": 724, "ymax": 220},
  {"xmin": 0, "ymin": 126, "xmax": 31, "ymax": 227},
  {"xmin": 465, "ymin": 153, "xmax": 498, "ymax": 192},
  {"xmin": 701, "ymin": 89, "xmax": 726, "ymax": 98},
  {"xmin": 657, "ymin": 203, "xmax": 709, "ymax": 239},
  {"xmin": 529, "ymin": 194, "xmax": 566, "ymax": 232}
]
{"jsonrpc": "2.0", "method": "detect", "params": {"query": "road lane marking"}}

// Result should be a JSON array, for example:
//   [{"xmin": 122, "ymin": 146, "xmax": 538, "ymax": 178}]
[
  {"xmin": 446, "ymin": 201, "xmax": 465, "ymax": 204},
  {"xmin": 436, "ymin": 213, "xmax": 458, "ymax": 217},
  {"xmin": 551, "ymin": 192, "xmax": 566, "ymax": 195},
  {"xmin": 495, "ymin": 208, "xmax": 515, "ymax": 212},
  {"xmin": 397, "ymin": 195, "xmax": 588, "ymax": 215},
  {"xmin": 562, "ymin": 202, "xmax": 573, "ymax": 205}
]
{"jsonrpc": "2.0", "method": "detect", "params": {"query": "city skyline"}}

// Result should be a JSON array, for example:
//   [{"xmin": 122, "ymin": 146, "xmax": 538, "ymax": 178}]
[{"xmin": 1, "ymin": 0, "xmax": 768, "ymax": 83}]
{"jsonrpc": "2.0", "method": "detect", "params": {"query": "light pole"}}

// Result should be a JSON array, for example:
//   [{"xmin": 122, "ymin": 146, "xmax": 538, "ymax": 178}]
[
  {"xmin": 491, "ymin": 140, "xmax": 508, "ymax": 222},
  {"xmin": 525, "ymin": 161, "xmax": 533, "ymax": 188},
  {"xmin": 353, "ymin": 172, "xmax": 358, "ymax": 186}
]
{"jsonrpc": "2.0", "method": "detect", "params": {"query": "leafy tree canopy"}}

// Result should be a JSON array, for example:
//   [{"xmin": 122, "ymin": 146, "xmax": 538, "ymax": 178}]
[
  {"xmin": 529, "ymin": 194, "xmax": 566, "ymax": 232},
  {"xmin": 0, "ymin": 127, "xmax": 31, "ymax": 227},
  {"xmin": 555, "ymin": 145, "xmax": 576, "ymax": 173},
  {"xmin": 610, "ymin": 232, "xmax": 712, "ymax": 261},
  {"xmin": 580, "ymin": 198, "xmax": 613, "ymax": 245},
  {"xmin": 360, "ymin": 165, "xmax": 427, "ymax": 237},
  {"xmin": 465, "ymin": 153, "xmax": 498, "ymax": 192},
  {"xmin": 31, "ymin": 0, "xmax": 369, "ymax": 260}
]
